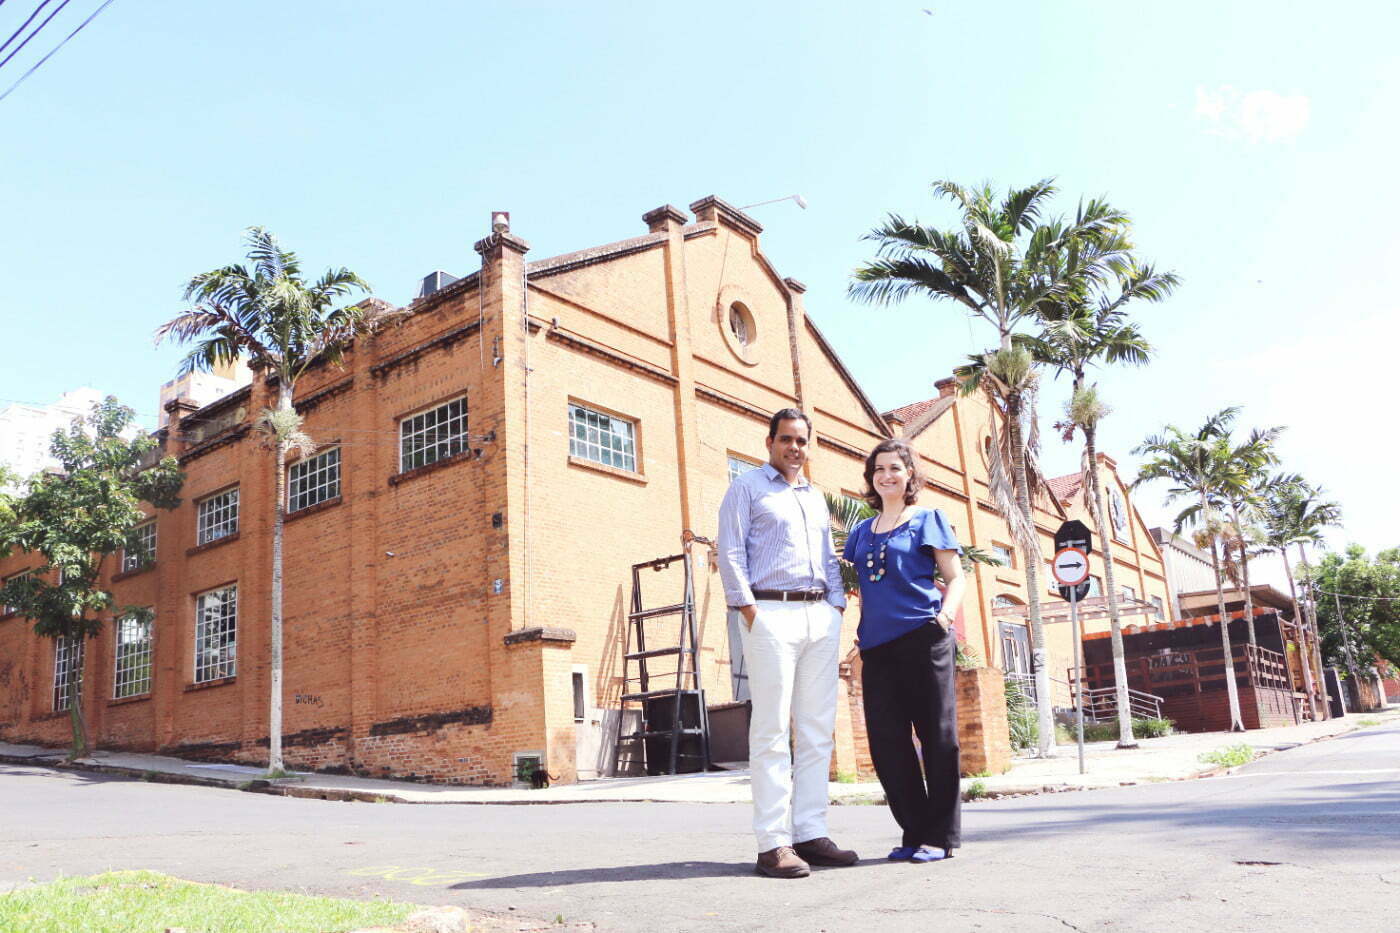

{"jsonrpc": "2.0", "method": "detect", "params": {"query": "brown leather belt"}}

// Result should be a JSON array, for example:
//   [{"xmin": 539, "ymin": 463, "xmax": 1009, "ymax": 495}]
[{"xmin": 752, "ymin": 589, "xmax": 827, "ymax": 602}]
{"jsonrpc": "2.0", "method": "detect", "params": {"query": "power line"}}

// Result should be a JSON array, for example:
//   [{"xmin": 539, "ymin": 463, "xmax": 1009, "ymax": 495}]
[
  {"xmin": 0, "ymin": 0, "xmax": 115, "ymax": 104},
  {"xmin": 1316, "ymin": 589, "xmax": 1400, "ymax": 602},
  {"xmin": 0, "ymin": 0, "xmax": 70, "ymax": 71},
  {"xmin": 0, "ymin": 0, "xmax": 56, "ymax": 57}
]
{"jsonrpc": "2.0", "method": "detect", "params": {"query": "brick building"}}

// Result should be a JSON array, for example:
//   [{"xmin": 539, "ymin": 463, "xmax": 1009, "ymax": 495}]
[{"xmin": 0, "ymin": 197, "xmax": 1175, "ymax": 784}]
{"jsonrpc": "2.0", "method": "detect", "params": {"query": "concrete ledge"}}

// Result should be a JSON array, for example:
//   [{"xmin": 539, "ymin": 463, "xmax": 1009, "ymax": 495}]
[{"xmin": 503, "ymin": 626, "xmax": 577, "ymax": 647}]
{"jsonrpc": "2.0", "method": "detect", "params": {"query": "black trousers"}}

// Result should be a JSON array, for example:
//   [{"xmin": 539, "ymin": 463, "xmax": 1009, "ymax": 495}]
[{"xmin": 860, "ymin": 623, "xmax": 961, "ymax": 850}]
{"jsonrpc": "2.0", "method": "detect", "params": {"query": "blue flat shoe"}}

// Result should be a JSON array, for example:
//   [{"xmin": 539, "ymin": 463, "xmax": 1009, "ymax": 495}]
[
  {"xmin": 887, "ymin": 846, "xmax": 918, "ymax": 861},
  {"xmin": 911, "ymin": 846, "xmax": 949, "ymax": 863}
]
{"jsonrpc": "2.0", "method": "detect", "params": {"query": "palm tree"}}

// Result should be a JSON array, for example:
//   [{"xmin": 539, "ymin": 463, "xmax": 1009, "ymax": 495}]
[
  {"xmin": 851, "ymin": 180, "xmax": 1128, "ymax": 756},
  {"xmin": 1033, "ymin": 248, "xmax": 1176, "ymax": 748},
  {"xmin": 1133, "ymin": 409, "xmax": 1251, "ymax": 731},
  {"xmin": 1259, "ymin": 476, "xmax": 1326, "ymax": 718},
  {"xmin": 1281, "ymin": 483, "xmax": 1344, "ymax": 696},
  {"xmin": 157, "ymin": 228, "xmax": 374, "ymax": 775},
  {"xmin": 1215, "ymin": 430, "xmax": 1285, "ymax": 648}
]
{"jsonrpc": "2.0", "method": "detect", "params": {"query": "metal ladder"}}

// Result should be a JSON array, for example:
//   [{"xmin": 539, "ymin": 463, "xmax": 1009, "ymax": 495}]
[{"xmin": 612, "ymin": 532, "xmax": 712, "ymax": 776}]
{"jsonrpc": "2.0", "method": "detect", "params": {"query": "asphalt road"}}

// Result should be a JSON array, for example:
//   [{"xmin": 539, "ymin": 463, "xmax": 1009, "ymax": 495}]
[{"xmin": 3, "ymin": 722, "xmax": 1399, "ymax": 932}]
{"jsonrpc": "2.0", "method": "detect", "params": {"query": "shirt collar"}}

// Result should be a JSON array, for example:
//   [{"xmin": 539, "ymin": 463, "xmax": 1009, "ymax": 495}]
[{"xmin": 762, "ymin": 462, "xmax": 810, "ymax": 488}]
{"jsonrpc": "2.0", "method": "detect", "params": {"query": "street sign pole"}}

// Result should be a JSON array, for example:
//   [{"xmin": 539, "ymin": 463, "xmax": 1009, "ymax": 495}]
[{"xmin": 1071, "ymin": 586, "xmax": 1085, "ymax": 774}]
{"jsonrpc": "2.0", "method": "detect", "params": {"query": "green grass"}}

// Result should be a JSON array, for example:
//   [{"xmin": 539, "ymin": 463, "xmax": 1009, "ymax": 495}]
[
  {"xmin": 1357, "ymin": 718, "xmax": 1381, "ymax": 727},
  {"xmin": 1199, "ymin": 743, "xmax": 1258, "ymax": 769},
  {"xmin": 834, "ymin": 770, "xmax": 859, "ymax": 784},
  {"xmin": 964, "ymin": 779, "xmax": 989, "ymax": 800},
  {"xmin": 0, "ymin": 870, "xmax": 415, "ymax": 933}
]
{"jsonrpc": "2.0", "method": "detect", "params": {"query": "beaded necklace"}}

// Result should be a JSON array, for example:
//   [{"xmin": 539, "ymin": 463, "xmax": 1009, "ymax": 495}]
[{"xmin": 865, "ymin": 509, "xmax": 909, "ymax": 583}]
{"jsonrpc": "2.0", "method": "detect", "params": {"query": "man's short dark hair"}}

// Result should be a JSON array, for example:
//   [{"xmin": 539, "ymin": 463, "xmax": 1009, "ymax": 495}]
[{"xmin": 768, "ymin": 407, "xmax": 812, "ymax": 439}]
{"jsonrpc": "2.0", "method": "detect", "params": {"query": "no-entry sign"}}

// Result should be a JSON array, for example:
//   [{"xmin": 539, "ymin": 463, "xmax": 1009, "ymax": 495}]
[{"xmin": 1052, "ymin": 547, "xmax": 1090, "ymax": 586}]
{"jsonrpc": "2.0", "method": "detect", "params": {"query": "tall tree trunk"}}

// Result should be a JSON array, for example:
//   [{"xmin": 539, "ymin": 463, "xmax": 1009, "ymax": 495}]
[
  {"xmin": 1230, "ymin": 503, "xmax": 1257, "ymax": 645},
  {"xmin": 67, "ymin": 648, "xmax": 91, "ymax": 760},
  {"xmin": 1333, "ymin": 589, "xmax": 1361, "ymax": 682},
  {"xmin": 1296, "ymin": 543, "xmax": 1328, "ymax": 712},
  {"xmin": 1008, "ymin": 390, "xmax": 1054, "ymax": 757},
  {"xmin": 1205, "ymin": 494, "xmax": 1245, "ymax": 731},
  {"xmin": 268, "ymin": 382, "xmax": 291, "ymax": 774},
  {"xmin": 1281, "ymin": 548, "xmax": 1320, "ymax": 720},
  {"xmin": 1084, "ymin": 427, "xmax": 1136, "ymax": 748}
]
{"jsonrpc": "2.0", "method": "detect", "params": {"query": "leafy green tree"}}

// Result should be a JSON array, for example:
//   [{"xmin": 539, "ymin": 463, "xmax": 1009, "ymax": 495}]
[
  {"xmin": 1134, "ymin": 408, "xmax": 1268, "ymax": 732},
  {"xmin": 1213, "ymin": 430, "xmax": 1285, "ymax": 648},
  {"xmin": 1310, "ymin": 546, "xmax": 1400, "ymax": 679},
  {"xmin": 1034, "ymin": 238, "xmax": 1176, "ymax": 748},
  {"xmin": 851, "ymin": 180, "xmax": 1128, "ymax": 756},
  {"xmin": 0, "ymin": 398, "xmax": 183, "ymax": 758},
  {"xmin": 157, "ymin": 227, "xmax": 375, "ymax": 774}
]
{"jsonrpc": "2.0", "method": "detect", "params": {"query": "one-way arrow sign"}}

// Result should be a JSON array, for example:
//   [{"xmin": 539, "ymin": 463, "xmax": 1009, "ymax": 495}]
[{"xmin": 1052, "ymin": 547, "xmax": 1090, "ymax": 587}]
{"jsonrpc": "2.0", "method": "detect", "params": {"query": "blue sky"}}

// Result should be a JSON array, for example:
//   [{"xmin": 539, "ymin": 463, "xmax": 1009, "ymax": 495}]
[{"xmin": 2, "ymin": 0, "xmax": 1395, "ymax": 580}]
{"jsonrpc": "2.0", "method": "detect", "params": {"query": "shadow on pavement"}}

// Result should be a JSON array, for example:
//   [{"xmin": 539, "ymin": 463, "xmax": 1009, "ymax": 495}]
[{"xmin": 452, "ymin": 859, "xmax": 894, "ymax": 889}]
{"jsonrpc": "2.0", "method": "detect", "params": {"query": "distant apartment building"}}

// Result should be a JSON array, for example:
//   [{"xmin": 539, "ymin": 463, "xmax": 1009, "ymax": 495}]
[
  {"xmin": 157, "ymin": 360, "xmax": 252, "ymax": 426},
  {"xmin": 1150, "ymin": 526, "xmax": 1216, "ymax": 619},
  {"xmin": 0, "ymin": 388, "xmax": 107, "ymax": 490}
]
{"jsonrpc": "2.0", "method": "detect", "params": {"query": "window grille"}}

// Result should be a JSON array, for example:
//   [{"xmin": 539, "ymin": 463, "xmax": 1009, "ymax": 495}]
[
  {"xmin": 990, "ymin": 543, "xmax": 1015, "ymax": 568},
  {"xmin": 1122, "ymin": 585, "xmax": 1137, "ymax": 601},
  {"xmin": 194, "ymin": 585, "xmax": 237, "ymax": 683},
  {"xmin": 400, "ymin": 397, "xmax": 468, "ymax": 472},
  {"xmin": 727, "ymin": 455, "xmax": 759, "ymax": 484},
  {"xmin": 568, "ymin": 403, "xmax": 636, "ymax": 472},
  {"xmin": 122, "ymin": 522, "xmax": 156, "ymax": 572},
  {"xmin": 52, "ymin": 636, "xmax": 84, "ymax": 712},
  {"xmin": 288, "ymin": 447, "xmax": 341, "ymax": 512},
  {"xmin": 3, "ymin": 570, "xmax": 34, "ymax": 615},
  {"xmin": 197, "ymin": 488, "xmax": 239, "ymax": 545},
  {"xmin": 113, "ymin": 613, "xmax": 153, "ymax": 698},
  {"xmin": 1151, "ymin": 595, "xmax": 1165, "ymax": 620}
]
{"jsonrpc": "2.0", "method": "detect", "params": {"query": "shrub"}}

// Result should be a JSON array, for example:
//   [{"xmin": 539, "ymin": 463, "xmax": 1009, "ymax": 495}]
[
  {"xmin": 1199, "ymin": 743, "xmax": 1257, "ymax": 768},
  {"xmin": 1003, "ymin": 677, "xmax": 1038, "ymax": 751}
]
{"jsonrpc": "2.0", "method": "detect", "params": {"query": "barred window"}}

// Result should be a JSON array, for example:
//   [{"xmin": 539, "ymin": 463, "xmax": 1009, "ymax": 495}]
[
  {"xmin": 727, "ymin": 454, "xmax": 759, "ymax": 484},
  {"xmin": 289, "ymin": 447, "xmax": 341, "ymax": 512},
  {"xmin": 197, "ymin": 488, "xmax": 239, "ymax": 545},
  {"xmin": 194, "ymin": 585, "xmax": 237, "ymax": 683},
  {"xmin": 122, "ymin": 521, "xmax": 156, "ymax": 572},
  {"xmin": 1151, "ymin": 595, "xmax": 1165, "ymax": 620},
  {"xmin": 569, "ymin": 403, "xmax": 636, "ymax": 473},
  {"xmin": 990, "ymin": 543, "xmax": 1016, "ymax": 568},
  {"xmin": 53, "ymin": 636, "xmax": 84, "ymax": 712},
  {"xmin": 113, "ymin": 613, "xmax": 154, "ymax": 698},
  {"xmin": 400, "ymin": 397, "xmax": 468, "ymax": 472},
  {"xmin": 3, "ymin": 569, "xmax": 34, "ymax": 615}
]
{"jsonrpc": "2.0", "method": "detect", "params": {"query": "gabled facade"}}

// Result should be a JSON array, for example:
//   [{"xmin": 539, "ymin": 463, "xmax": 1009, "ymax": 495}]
[{"xmin": 0, "ymin": 196, "xmax": 1173, "ymax": 783}]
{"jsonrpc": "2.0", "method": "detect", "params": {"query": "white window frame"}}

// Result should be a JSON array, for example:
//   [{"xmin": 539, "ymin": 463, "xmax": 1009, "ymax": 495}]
[
  {"xmin": 196, "ymin": 488, "xmax": 239, "ymax": 545},
  {"xmin": 53, "ymin": 636, "xmax": 84, "ymax": 712},
  {"xmin": 288, "ymin": 447, "xmax": 341, "ymax": 513},
  {"xmin": 568, "ymin": 402, "xmax": 637, "ymax": 473},
  {"xmin": 194, "ymin": 585, "xmax": 237, "ymax": 683},
  {"xmin": 1151, "ymin": 595, "xmax": 1165, "ymax": 620},
  {"xmin": 3, "ymin": 569, "xmax": 34, "ymax": 616},
  {"xmin": 727, "ymin": 454, "xmax": 760, "ymax": 484},
  {"xmin": 1122, "ymin": 584, "xmax": 1137, "ymax": 601},
  {"xmin": 122, "ymin": 521, "xmax": 157, "ymax": 572},
  {"xmin": 990, "ymin": 542, "xmax": 1015, "ymax": 569},
  {"xmin": 399, "ymin": 397, "xmax": 468, "ymax": 472},
  {"xmin": 113, "ymin": 612, "xmax": 154, "ymax": 699}
]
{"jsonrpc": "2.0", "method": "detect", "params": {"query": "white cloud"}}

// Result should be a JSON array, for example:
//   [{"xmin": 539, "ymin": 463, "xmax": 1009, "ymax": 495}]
[{"xmin": 1194, "ymin": 85, "xmax": 1310, "ymax": 143}]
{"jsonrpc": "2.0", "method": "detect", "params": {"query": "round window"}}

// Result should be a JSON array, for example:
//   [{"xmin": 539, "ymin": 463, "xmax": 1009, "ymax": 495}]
[{"xmin": 728, "ymin": 302, "xmax": 753, "ymax": 348}]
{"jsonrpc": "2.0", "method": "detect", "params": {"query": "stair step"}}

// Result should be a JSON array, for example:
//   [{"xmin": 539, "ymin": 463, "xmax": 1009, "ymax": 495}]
[
  {"xmin": 621, "ymin": 688, "xmax": 703, "ymax": 702},
  {"xmin": 625, "ymin": 647, "xmax": 684, "ymax": 660},
  {"xmin": 628, "ymin": 604, "xmax": 688, "ymax": 622}
]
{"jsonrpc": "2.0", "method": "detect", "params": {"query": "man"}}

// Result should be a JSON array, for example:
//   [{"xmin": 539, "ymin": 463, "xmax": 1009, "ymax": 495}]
[{"xmin": 716, "ymin": 408, "xmax": 858, "ymax": 879}]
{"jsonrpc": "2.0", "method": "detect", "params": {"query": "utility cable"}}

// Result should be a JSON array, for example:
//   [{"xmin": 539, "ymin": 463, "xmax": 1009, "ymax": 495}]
[
  {"xmin": 0, "ymin": 0, "xmax": 69, "ymax": 71},
  {"xmin": 0, "ymin": 0, "xmax": 115, "ymax": 104},
  {"xmin": 0, "ymin": 0, "xmax": 55, "ymax": 57}
]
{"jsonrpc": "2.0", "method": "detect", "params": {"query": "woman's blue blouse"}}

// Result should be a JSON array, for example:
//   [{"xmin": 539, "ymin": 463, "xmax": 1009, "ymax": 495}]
[{"xmin": 843, "ymin": 507, "xmax": 962, "ymax": 650}]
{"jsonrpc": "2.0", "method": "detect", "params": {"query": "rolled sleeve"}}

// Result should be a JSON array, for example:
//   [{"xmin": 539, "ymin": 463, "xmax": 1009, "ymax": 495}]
[
  {"xmin": 822, "ymin": 524, "xmax": 847, "ymax": 609},
  {"xmin": 716, "ymin": 480, "xmax": 755, "ymax": 608}
]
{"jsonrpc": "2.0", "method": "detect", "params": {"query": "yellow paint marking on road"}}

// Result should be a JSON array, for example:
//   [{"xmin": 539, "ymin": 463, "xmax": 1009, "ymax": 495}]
[{"xmin": 347, "ymin": 865, "xmax": 489, "ymax": 886}]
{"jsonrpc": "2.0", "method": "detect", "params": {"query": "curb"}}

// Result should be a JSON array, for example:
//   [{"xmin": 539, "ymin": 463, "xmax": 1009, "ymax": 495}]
[{"xmin": 4, "ymin": 711, "xmax": 1394, "ymax": 806}]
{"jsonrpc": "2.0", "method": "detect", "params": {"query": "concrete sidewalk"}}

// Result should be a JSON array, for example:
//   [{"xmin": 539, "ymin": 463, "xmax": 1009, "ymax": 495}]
[{"xmin": 3, "ymin": 704, "xmax": 1395, "ymax": 805}]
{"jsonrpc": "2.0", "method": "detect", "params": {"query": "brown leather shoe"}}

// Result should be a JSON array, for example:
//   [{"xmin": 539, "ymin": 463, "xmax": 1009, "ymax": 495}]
[
  {"xmin": 793, "ymin": 836, "xmax": 859, "ymax": 866},
  {"xmin": 755, "ymin": 845, "xmax": 811, "ymax": 878}
]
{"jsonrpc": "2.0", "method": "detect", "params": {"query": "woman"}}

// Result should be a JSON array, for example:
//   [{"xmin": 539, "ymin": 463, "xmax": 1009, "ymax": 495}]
[{"xmin": 842, "ymin": 437, "xmax": 966, "ymax": 863}]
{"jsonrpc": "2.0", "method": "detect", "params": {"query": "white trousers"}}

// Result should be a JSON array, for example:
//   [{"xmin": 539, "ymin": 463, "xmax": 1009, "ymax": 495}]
[{"xmin": 738, "ymin": 599, "xmax": 842, "ymax": 851}]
